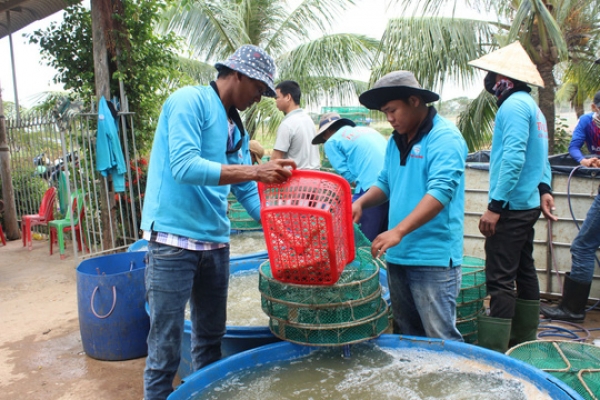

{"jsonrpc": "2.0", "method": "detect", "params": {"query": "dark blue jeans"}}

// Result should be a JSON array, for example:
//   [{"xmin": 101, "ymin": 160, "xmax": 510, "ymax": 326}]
[
  {"xmin": 143, "ymin": 242, "xmax": 230, "ymax": 400},
  {"xmin": 570, "ymin": 190, "xmax": 600, "ymax": 283},
  {"xmin": 387, "ymin": 262, "xmax": 463, "ymax": 341}
]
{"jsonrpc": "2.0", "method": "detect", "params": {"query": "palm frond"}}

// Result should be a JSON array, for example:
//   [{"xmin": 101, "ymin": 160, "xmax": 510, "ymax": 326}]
[
  {"xmin": 372, "ymin": 16, "xmax": 498, "ymax": 94},
  {"xmin": 277, "ymin": 33, "xmax": 379, "ymax": 81},
  {"xmin": 456, "ymin": 90, "xmax": 496, "ymax": 151}
]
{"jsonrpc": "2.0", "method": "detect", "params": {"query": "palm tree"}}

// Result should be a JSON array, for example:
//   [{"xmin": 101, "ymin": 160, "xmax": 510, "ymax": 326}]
[
  {"xmin": 161, "ymin": 0, "xmax": 380, "ymax": 137},
  {"xmin": 377, "ymin": 0, "xmax": 600, "ymax": 153}
]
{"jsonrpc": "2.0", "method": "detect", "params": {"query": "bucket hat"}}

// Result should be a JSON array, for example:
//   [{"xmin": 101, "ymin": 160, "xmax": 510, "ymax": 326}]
[
  {"xmin": 359, "ymin": 71, "xmax": 440, "ymax": 110},
  {"xmin": 215, "ymin": 45, "xmax": 277, "ymax": 97},
  {"xmin": 312, "ymin": 113, "xmax": 356, "ymax": 145},
  {"xmin": 249, "ymin": 140, "xmax": 264, "ymax": 164},
  {"xmin": 468, "ymin": 41, "xmax": 544, "ymax": 88},
  {"xmin": 593, "ymin": 90, "xmax": 600, "ymax": 107}
]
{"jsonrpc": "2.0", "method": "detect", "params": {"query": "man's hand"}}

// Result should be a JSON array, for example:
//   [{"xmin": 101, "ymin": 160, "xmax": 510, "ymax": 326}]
[
  {"xmin": 540, "ymin": 193, "xmax": 558, "ymax": 221},
  {"xmin": 370, "ymin": 228, "xmax": 402, "ymax": 259},
  {"xmin": 580, "ymin": 157, "xmax": 599, "ymax": 168},
  {"xmin": 479, "ymin": 210, "xmax": 501, "ymax": 237},
  {"xmin": 255, "ymin": 159, "xmax": 296, "ymax": 183}
]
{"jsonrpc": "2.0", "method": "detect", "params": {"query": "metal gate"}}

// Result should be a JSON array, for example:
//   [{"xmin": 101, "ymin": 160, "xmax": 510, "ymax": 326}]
[{"xmin": 5, "ymin": 107, "xmax": 142, "ymax": 258}]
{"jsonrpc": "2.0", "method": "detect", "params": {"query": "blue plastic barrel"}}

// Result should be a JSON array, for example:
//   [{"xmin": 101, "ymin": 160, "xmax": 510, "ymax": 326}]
[
  {"xmin": 168, "ymin": 335, "xmax": 583, "ymax": 400},
  {"xmin": 76, "ymin": 252, "xmax": 149, "ymax": 361}
]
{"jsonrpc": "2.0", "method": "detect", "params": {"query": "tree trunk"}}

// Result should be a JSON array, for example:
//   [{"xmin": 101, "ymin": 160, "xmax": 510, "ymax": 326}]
[
  {"xmin": 91, "ymin": 0, "xmax": 116, "ymax": 250},
  {"xmin": 0, "ymin": 80, "xmax": 20, "ymax": 240},
  {"xmin": 537, "ymin": 62, "xmax": 557, "ymax": 155}
]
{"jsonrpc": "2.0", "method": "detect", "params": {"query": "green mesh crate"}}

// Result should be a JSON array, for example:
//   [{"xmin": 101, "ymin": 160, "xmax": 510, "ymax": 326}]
[
  {"xmin": 461, "ymin": 265, "xmax": 486, "ymax": 288},
  {"xmin": 228, "ymin": 201, "xmax": 262, "ymax": 231},
  {"xmin": 268, "ymin": 299, "xmax": 390, "ymax": 346},
  {"xmin": 456, "ymin": 315, "xmax": 478, "ymax": 344},
  {"xmin": 261, "ymin": 286, "xmax": 383, "ymax": 325},
  {"xmin": 462, "ymin": 256, "xmax": 485, "ymax": 267},
  {"xmin": 456, "ymin": 299, "xmax": 484, "ymax": 320},
  {"xmin": 258, "ymin": 256, "xmax": 380, "ymax": 305},
  {"xmin": 507, "ymin": 341, "xmax": 600, "ymax": 400}
]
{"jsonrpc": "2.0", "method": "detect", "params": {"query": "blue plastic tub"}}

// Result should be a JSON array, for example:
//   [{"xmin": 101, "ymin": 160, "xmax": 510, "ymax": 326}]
[
  {"xmin": 127, "ymin": 239, "xmax": 148, "ymax": 252},
  {"xmin": 76, "ymin": 251, "xmax": 149, "ymax": 361},
  {"xmin": 168, "ymin": 335, "xmax": 583, "ymax": 400}
]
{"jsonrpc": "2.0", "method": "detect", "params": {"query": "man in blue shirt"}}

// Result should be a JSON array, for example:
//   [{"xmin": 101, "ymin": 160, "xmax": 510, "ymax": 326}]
[
  {"xmin": 541, "ymin": 90, "xmax": 600, "ymax": 323},
  {"xmin": 141, "ymin": 45, "xmax": 295, "ymax": 400},
  {"xmin": 312, "ymin": 112, "xmax": 389, "ymax": 241},
  {"xmin": 469, "ymin": 42, "xmax": 557, "ymax": 352},
  {"xmin": 354, "ymin": 70, "xmax": 467, "ymax": 341}
]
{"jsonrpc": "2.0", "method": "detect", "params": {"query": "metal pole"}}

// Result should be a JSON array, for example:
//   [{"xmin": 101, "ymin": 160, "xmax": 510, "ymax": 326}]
[{"xmin": 6, "ymin": 11, "xmax": 20, "ymax": 122}]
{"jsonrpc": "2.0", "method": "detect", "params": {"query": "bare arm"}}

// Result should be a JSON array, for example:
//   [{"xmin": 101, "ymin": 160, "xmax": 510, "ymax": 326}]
[
  {"xmin": 269, "ymin": 149, "xmax": 286, "ymax": 161},
  {"xmin": 219, "ymin": 159, "xmax": 296, "ymax": 185}
]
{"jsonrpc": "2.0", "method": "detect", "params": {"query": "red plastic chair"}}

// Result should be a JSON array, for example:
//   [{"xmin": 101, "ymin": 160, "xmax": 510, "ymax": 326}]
[
  {"xmin": 21, "ymin": 187, "xmax": 57, "ymax": 249},
  {"xmin": 0, "ymin": 200, "xmax": 6, "ymax": 246}
]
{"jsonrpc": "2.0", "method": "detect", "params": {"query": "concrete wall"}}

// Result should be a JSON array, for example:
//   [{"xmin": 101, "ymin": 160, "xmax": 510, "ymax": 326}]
[{"xmin": 464, "ymin": 164, "xmax": 600, "ymax": 300}]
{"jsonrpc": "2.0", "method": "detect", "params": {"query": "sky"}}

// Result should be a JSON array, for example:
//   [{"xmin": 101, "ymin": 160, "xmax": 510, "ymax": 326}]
[{"xmin": 0, "ymin": 0, "xmax": 481, "ymax": 109}]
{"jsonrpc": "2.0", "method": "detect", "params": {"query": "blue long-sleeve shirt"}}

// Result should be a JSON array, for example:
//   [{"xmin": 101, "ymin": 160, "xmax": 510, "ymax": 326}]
[
  {"xmin": 489, "ymin": 91, "xmax": 552, "ymax": 210},
  {"xmin": 568, "ymin": 112, "xmax": 600, "ymax": 162},
  {"xmin": 375, "ymin": 113, "xmax": 467, "ymax": 267},
  {"xmin": 323, "ymin": 125, "xmax": 388, "ymax": 193},
  {"xmin": 140, "ymin": 85, "xmax": 260, "ymax": 243},
  {"xmin": 96, "ymin": 97, "xmax": 127, "ymax": 192}
]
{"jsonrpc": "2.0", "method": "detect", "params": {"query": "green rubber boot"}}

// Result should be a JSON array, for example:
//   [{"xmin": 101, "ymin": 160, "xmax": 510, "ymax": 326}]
[
  {"xmin": 509, "ymin": 299, "xmax": 540, "ymax": 348},
  {"xmin": 477, "ymin": 314, "xmax": 511, "ymax": 353}
]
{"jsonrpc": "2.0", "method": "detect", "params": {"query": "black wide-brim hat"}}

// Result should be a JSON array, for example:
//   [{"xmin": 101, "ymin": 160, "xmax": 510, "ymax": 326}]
[{"xmin": 359, "ymin": 71, "xmax": 439, "ymax": 110}]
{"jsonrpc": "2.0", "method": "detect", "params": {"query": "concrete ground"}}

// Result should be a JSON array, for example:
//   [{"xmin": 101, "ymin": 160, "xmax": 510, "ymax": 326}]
[
  {"xmin": 0, "ymin": 237, "xmax": 145, "ymax": 400},
  {"xmin": 0, "ymin": 235, "xmax": 599, "ymax": 400}
]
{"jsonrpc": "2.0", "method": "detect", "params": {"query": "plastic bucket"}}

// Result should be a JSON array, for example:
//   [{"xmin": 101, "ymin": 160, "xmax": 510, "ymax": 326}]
[
  {"xmin": 76, "ymin": 251, "xmax": 149, "ymax": 361},
  {"xmin": 127, "ymin": 239, "xmax": 148, "ymax": 252},
  {"xmin": 168, "ymin": 335, "xmax": 583, "ymax": 400}
]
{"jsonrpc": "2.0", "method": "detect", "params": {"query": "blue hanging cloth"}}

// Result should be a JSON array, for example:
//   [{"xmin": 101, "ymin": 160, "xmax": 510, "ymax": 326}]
[{"xmin": 96, "ymin": 96, "xmax": 127, "ymax": 192}]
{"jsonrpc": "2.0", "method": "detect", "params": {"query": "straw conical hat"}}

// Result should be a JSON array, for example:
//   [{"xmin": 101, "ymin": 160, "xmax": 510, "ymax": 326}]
[{"xmin": 468, "ymin": 41, "xmax": 545, "ymax": 88}]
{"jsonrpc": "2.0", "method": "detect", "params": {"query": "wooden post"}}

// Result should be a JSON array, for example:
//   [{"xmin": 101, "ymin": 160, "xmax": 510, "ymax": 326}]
[
  {"xmin": 0, "ymin": 80, "xmax": 20, "ymax": 240},
  {"xmin": 91, "ymin": 0, "xmax": 116, "ymax": 250}
]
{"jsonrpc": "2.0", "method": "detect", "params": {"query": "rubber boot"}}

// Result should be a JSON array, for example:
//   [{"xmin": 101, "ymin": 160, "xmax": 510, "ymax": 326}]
[
  {"xmin": 509, "ymin": 299, "xmax": 540, "ymax": 348},
  {"xmin": 540, "ymin": 273, "xmax": 592, "ymax": 323},
  {"xmin": 477, "ymin": 314, "xmax": 511, "ymax": 353}
]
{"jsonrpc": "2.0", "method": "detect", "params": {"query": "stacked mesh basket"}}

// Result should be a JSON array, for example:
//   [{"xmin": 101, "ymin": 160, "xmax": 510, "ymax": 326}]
[
  {"xmin": 228, "ymin": 200, "xmax": 262, "ymax": 231},
  {"xmin": 259, "ymin": 244, "xmax": 389, "ymax": 346},
  {"xmin": 507, "ymin": 341, "xmax": 600, "ymax": 400},
  {"xmin": 456, "ymin": 256, "xmax": 487, "ymax": 344}
]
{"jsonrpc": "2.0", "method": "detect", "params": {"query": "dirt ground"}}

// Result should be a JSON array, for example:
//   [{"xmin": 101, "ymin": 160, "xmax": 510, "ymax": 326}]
[
  {"xmin": 1, "ymin": 235, "xmax": 599, "ymax": 400},
  {"xmin": 0, "ymin": 238, "xmax": 145, "ymax": 400}
]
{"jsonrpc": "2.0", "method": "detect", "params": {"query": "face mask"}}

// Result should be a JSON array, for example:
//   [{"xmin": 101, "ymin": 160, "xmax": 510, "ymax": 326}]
[{"xmin": 484, "ymin": 72, "xmax": 497, "ymax": 94}]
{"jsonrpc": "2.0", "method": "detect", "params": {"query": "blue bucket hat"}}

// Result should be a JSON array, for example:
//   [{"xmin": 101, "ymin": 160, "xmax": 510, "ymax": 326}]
[{"xmin": 215, "ymin": 45, "xmax": 277, "ymax": 98}]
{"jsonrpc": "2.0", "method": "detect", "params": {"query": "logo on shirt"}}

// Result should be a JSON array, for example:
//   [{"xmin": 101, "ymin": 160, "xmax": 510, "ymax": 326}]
[{"xmin": 410, "ymin": 144, "xmax": 423, "ymax": 159}]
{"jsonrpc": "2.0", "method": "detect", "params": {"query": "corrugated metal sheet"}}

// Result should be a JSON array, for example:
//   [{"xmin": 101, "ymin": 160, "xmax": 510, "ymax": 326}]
[{"xmin": 0, "ymin": 0, "xmax": 68, "ymax": 39}]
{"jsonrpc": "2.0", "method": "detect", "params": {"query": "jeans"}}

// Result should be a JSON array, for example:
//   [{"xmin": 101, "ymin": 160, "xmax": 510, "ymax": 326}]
[
  {"xmin": 143, "ymin": 242, "xmax": 230, "ymax": 400},
  {"xmin": 387, "ymin": 262, "xmax": 463, "ymax": 341},
  {"xmin": 353, "ymin": 190, "xmax": 389, "ymax": 242},
  {"xmin": 570, "ymin": 190, "xmax": 600, "ymax": 283},
  {"xmin": 484, "ymin": 208, "xmax": 541, "ymax": 319}
]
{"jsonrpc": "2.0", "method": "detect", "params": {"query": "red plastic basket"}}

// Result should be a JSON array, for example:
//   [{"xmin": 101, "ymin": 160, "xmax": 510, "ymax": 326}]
[{"xmin": 258, "ymin": 170, "xmax": 355, "ymax": 285}]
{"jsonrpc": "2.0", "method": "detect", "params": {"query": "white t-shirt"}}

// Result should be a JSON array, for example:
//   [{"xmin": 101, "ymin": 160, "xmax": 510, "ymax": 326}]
[{"xmin": 273, "ymin": 108, "xmax": 321, "ymax": 170}]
